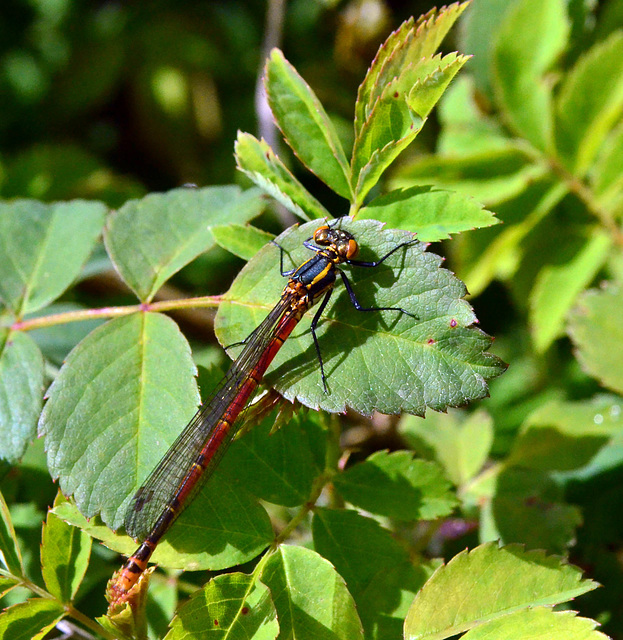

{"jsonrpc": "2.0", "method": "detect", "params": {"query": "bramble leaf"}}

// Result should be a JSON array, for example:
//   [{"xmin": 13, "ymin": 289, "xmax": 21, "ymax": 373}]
[
  {"xmin": 352, "ymin": 54, "xmax": 468, "ymax": 205},
  {"xmin": 165, "ymin": 573, "xmax": 278, "ymax": 640},
  {"xmin": 400, "ymin": 409, "xmax": 493, "ymax": 486},
  {"xmin": 508, "ymin": 397, "xmax": 621, "ymax": 471},
  {"xmin": 0, "ymin": 489, "xmax": 23, "ymax": 576},
  {"xmin": 312, "ymin": 508, "xmax": 433, "ymax": 639},
  {"xmin": 529, "ymin": 229, "xmax": 612, "ymax": 353},
  {"xmin": 333, "ymin": 450, "xmax": 457, "ymax": 520},
  {"xmin": 235, "ymin": 132, "xmax": 330, "ymax": 221},
  {"xmin": 40, "ymin": 312, "xmax": 199, "ymax": 530},
  {"xmin": 492, "ymin": 0, "xmax": 569, "ymax": 152},
  {"xmin": 404, "ymin": 542, "xmax": 598, "ymax": 640},
  {"xmin": 265, "ymin": 49, "xmax": 351, "ymax": 200},
  {"xmin": 360, "ymin": 186, "xmax": 499, "ymax": 242},
  {"xmin": 216, "ymin": 218, "xmax": 506, "ymax": 417},
  {"xmin": 211, "ymin": 223, "xmax": 274, "ymax": 261},
  {"xmin": 355, "ymin": 3, "xmax": 469, "ymax": 134},
  {"xmin": 568, "ymin": 282, "xmax": 623, "ymax": 394},
  {"xmin": 55, "ymin": 479, "xmax": 272, "ymax": 573},
  {"xmin": 462, "ymin": 608, "xmax": 608, "ymax": 640},
  {"xmin": 0, "ymin": 199, "xmax": 106, "ymax": 315},
  {"xmin": 104, "ymin": 185, "xmax": 264, "ymax": 302},
  {"xmin": 0, "ymin": 599, "xmax": 65, "ymax": 640},
  {"xmin": 41, "ymin": 494, "xmax": 91, "ymax": 602},
  {"xmin": 261, "ymin": 546, "xmax": 363, "ymax": 640},
  {"xmin": 556, "ymin": 31, "xmax": 623, "ymax": 175},
  {"xmin": 0, "ymin": 330, "xmax": 44, "ymax": 463}
]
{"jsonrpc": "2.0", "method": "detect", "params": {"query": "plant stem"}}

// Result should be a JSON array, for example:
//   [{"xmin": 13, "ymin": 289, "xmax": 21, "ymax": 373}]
[{"xmin": 11, "ymin": 295, "xmax": 222, "ymax": 332}]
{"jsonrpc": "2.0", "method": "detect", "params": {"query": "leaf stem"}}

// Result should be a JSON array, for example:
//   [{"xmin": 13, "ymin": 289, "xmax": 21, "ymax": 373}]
[{"xmin": 11, "ymin": 296, "xmax": 223, "ymax": 332}]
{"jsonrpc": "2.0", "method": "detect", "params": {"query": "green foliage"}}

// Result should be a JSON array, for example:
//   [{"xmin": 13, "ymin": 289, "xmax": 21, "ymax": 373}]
[{"xmin": 0, "ymin": 1, "xmax": 620, "ymax": 639}]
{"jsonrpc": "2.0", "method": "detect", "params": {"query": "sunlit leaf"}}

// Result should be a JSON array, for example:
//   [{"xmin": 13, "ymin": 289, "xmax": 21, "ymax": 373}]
[
  {"xmin": 261, "ymin": 546, "xmax": 363, "ymax": 640},
  {"xmin": 400, "ymin": 409, "xmax": 493, "ymax": 486},
  {"xmin": 404, "ymin": 542, "xmax": 597, "ymax": 640},
  {"xmin": 0, "ymin": 599, "xmax": 65, "ymax": 640},
  {"xmin": 216, "ymin": 218, "xmax": 506, "ymax": 417},
  {"xmin": 40, "ymin": 312, "xmax": 199, "ymax": 530},
  {"xmin": 492, "ymin": 0, "xmax": 569, "ymax": 152},
  {"xmin": 104, "ymin": 185, "xmax": 264, "ymax": 302},
  {"xmin": 41, "ymin": 494, "xmax": 91, "ymax": 602},
  {"xmin": 508, "ymin": 397, "xmax": 621, "ymax": 471},
  {"xmin": 210, "ymin": 224, "xmax": 274, "ymax": 261},
  {"xmin": 355, "ymin": 3, "xmax": 469, "ymax": 133},
  {"xmin": 360, "ymin": 186, "xmax": 498, "ymax": 242},
  {"xmin": 235, "ymin": 132, "xmax": 330, "ymax": 221},
  {"xmin": 0, "ymin": 199, "xmax": 106, "ymax": 315},
  {"xmin": 265, "ymin": 49, "xmax": 351, "ymax": 200},
  {"xmin": 352, "ymin": 54, "xmax": 468, "ymax": 205},
  {"xmin": 556, "ymin": 31, "xmax": 623, "ymax": 175},
  {"xmin": 568, "ymin": 282, "xmax": 623, "ymax": 394},
  {"xmin": 165, "ymin": 572, "xmax": 278, "ymax": 640},
  {"xmin": 462, "ymin": 607, "xmax": 608, "ymax": 640}
]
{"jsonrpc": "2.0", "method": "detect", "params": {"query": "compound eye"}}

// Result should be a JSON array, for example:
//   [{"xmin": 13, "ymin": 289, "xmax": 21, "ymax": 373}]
[
  {"xmin": 345, "ymin": 239, "xmax": 358, "ymax": 259},
  {"xmin": 314, "ymin": 226, "xmax": 330, "ymax": 244}
]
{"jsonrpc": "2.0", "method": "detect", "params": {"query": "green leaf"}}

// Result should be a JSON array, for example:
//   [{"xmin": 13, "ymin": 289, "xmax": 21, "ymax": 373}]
[
  {"xmin": 492, "ymin": 0, "xmax": 569, "ymax": 152},
  {"xmin": 211, "ymin": 224, "xmax": 274, "ymax": 261},
  {"xmin": 104, "ymin": 185, "xmax": 264, "ymax": 302},
  {"xmin": 0, "ymin": 199, "xmax": 107, "ymax": 315},
  {"xmin": 41, "ymin": 494, "xmax": 91, "ymax": 602},
  {"xmin": 407, "ymin": 54, "xmax": 470, "ymax": 118},
  {"xmin": 0, "ymin": 489, "xmax": 23, "ymax": 576},
  {"xmin": 54, "ymin": 476, "xmax": 272, "ymax": 572},
  {"xmin": 508, "ymin": 397, "xmax": 621, "ymax": 471},
  {"xmin": 404, "ymin": 542, "xmax": 598, "ymax": 640},
  {"xmin": 400, "ymin": 409, "xmax": 493, "ymax": 486},
  {"xmin": 591, "ymin": 120, "xmax": 623, "ymax": 205},
  {"xmin": 216, "ymin": 218, "xmax": 506, "ymax": 418},
  {"xmin": 333, "ymin": 450, "xmax": 457, "ymax": 520},
  {"xmin": 556, "ymin": 31, "xmax": 623, "ymax": 175},
  {"xmin": 165, "ymin": 572, "xmax": 278, "ymax": 640},
  {"xmin": 234, "ymin": 132, "xmax": 330, "ymax": 221},
  {"xmin": 0, "ymin": 330, "xmax": 44, "ymax": 463},
  {"xmin": 389, "ymin": 145, "xmax": 544, "ymax": 207},
  {"xmin": 461, "ymin": 181, "xmax": 568, "ymax": 296},
  {"xmin": 462, "ymin": 608, "xmax": 608, "ymax": 640},
  {"xmin": 0, "ymin": 599, "xmax": 65, "ymax": 640},
  {"xmin": 39, "ymin": 312, "xmax": 199, "ymax": 531},
  {"xmin": 265, "ymin": 49, "xmax": 351, "ymax": 200},
  {"xmin": 355, "ymin": 3, "xmax": 469, "ymax": 134},
  {"xmin": 219, "ymin": 411, "xmax": 325, "ymax": 507},
  {"xmin": 360, "ymin": 186, "xmax": 499, "ymax": 242},
  {"xmin": 459, "ymin": 0, "xmax": 525, "ymax": 99},
  {"xmin": 568, "ymin": 282, "xmax": 623, "ymax": 394},
  {"xmin": 436, "ymin": 76, "xmax": 506, "ymax": 155},
  {"xmin": 352, "ymin": 54, "xmax": 468, "ymax": 205},
  {"xmin": 530, "ymin": 229, "xmax": 612, "ymax": 353},
  {"xmin": 261, "ymin": 546, "xmax": 363, "ymax": 640},
  {"xmin": 0, "ymin": 576, "xmax": 19, "ymax": 598},
  {"xmin": 482, "ymin": 468, "xmax": 582, "ymax": 554},
  {"xmin": 312, "ymin": 508, "xmax": 432, "ymax": 639}
]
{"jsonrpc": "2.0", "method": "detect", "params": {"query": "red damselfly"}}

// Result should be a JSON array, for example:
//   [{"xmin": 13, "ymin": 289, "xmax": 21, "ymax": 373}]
[{"xmin": 108, "ymin": 221, "xmax": 417, "ymax": 605}]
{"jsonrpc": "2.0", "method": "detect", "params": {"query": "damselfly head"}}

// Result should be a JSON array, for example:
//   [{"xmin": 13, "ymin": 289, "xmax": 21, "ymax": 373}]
[{"xmin": 313, "ymin": 225, "xmax": 358, "ymax": 260}]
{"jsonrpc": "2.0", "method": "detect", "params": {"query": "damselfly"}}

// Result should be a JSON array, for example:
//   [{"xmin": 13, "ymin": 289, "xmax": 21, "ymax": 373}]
[{"xmin": 108, "ymin": 221, "xmax": 417, "ymax": 605}]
